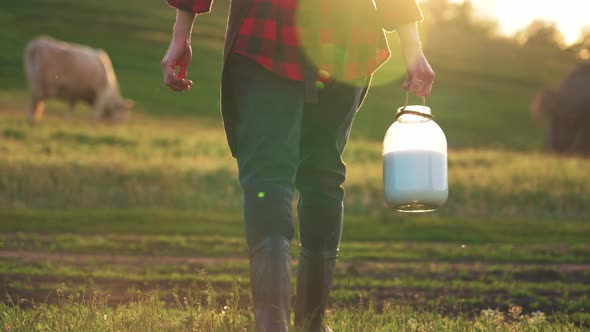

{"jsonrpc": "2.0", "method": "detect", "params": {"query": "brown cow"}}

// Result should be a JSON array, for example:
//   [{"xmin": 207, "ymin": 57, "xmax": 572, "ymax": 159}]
[
  {"xmin": 24, "ymin": 36, "xmax": 134, "ymax": 124},
  {"xmin": 532, "ymin": 62, "xmax": 590, "ymax": 156}
]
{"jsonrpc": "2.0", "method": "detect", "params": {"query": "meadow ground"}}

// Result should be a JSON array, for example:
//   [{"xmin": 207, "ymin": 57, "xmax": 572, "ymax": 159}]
[
  {"xmin": 1, "ymin": 0, "xmax": 590, "ymax": 330},
  {"xmin": 1, "ymin": 110, "xmax": 589, "ymax": 330}
]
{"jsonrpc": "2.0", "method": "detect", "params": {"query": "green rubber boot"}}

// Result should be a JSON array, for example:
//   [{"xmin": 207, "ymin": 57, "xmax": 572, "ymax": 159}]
[
  {"xmin": 249, "ymin": 236, "xmax": 292, "ymax": 332},
  {"xmin": 294, "ymin": 247, "xmax": 337, "ymax": 332}
]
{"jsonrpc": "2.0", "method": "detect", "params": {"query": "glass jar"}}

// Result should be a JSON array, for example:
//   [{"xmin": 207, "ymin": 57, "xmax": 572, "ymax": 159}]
[{"xmin": 383, "ymin": 96, "xmax": 448, "ymax": 212}]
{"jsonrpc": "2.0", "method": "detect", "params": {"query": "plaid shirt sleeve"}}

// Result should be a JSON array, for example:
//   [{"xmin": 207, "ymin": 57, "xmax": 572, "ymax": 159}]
[
  {"xmin": 374, "ymin": 0, "xmax": 423, "ymax": 32},
  {"xmin": 166, "ymin": 0, "xmax": 213, "ymax": 14}
]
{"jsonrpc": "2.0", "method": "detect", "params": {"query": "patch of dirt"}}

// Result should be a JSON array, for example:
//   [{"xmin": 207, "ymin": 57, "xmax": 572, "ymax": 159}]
[
  {"xmin": 0, "ymin": 274, "xmax": 244, "ymax": 309},
  {"xmin": 1, "ymin": 250, "xmax": 589, "ymax": 315},
  {"xmin": 0, "ymin": 250, "xmax": 246, "ymax": 267},
  {"xmin": 3, "ymin": 250, "xmax": 590, "ymax": 273}
]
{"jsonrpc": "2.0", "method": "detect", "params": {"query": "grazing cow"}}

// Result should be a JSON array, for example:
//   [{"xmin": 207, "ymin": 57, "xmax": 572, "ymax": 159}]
[
  {"xmin": 532, "ymin": 62, "xmax": 590, "ymax": 156},
  {"xmin": 24, "ymin": 36, "xmax": 134, "ymax": 124}
]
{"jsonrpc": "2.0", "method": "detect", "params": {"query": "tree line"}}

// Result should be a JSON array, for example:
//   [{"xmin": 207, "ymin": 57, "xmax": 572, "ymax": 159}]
[{"xmin": 422, "ymin": 0, "xmax": 589, "ymax": 60}]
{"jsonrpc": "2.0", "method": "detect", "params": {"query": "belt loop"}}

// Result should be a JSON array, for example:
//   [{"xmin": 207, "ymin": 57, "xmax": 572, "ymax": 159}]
[{"xmin": 304, "ymin": 63, "xmax": 319, "ymax": 104}]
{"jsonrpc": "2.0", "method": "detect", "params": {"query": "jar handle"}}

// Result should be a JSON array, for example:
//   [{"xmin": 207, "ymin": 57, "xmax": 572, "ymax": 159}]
[
  {"xmin": 403, "ymin": 91, "xmax": 426, "ymax": 109},
  {"xmin": 396, "ymin": 92, "xmax": 432, "ymax": 120}
]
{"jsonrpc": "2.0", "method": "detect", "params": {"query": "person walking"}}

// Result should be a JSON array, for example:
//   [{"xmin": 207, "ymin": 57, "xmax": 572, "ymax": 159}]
[{"xmin": 161, "ymin": 0, "xmax": 434, "ymax": 330}]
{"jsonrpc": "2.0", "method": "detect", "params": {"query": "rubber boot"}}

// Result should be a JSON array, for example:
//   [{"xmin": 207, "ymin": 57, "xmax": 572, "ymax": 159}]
[
  {"xmin": 249, "ymin": 235, "xmax": 292, "ymax": 332},
  {"xmin": 294, "ymin": 247, "xmax": 338, "ymax": 332}
]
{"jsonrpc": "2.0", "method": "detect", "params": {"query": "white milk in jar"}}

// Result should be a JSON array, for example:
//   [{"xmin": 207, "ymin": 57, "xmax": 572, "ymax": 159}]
[
  {"xmin": 383, "ymin": 150, "xmax": 448, "ymax": 211},
  {"xmin": 382, "ymin": 102, "xmax": 448, "ymax": 212}
]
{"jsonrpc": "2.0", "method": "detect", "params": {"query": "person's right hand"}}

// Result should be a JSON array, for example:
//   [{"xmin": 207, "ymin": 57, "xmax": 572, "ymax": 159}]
[
  {"xmin": 161, "ymin": 37, "xmax": 193, "ymax": 92},
  {"xmin": 401, "ymin": 47, "xmax": 435, "ymax": 97},
  {"xmin": 396, "ymin": 23, "xmax": 435, "ymax": 97}
]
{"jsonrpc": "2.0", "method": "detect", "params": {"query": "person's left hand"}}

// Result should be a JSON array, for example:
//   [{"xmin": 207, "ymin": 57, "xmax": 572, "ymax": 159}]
[{"xmin": 401, "ymin": 47, "xmax": 435, "ymax": 97}]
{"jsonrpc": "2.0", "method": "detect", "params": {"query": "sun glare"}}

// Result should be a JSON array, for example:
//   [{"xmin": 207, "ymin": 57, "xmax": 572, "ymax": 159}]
[{"xmin": 451, "ymin": 0, "xmax": 590, "ymax": 44}]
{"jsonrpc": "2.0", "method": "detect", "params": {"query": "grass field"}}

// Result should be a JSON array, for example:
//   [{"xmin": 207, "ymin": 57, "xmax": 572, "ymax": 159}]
[
  {"xmin": 1, "ymin": 112, "xmax": 589, "ymax": 329},
  {"xmin": 1, "ymin": 0, "xmax": 589, "ymax": 330}
]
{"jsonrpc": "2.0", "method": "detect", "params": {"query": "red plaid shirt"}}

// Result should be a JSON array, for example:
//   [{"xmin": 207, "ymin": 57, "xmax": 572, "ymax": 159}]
[{"xmin": 167, "ymin": 0, "xmax": 422, "ymax": 83}]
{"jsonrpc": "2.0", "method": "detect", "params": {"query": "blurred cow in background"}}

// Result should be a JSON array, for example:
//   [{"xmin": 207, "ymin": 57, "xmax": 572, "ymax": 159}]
[
  {"xmin": 532, "ymin": 62, "xmax": 590, "ymax": 156},
  {"xmin": 24, "ymin": 36, "xmax": 134, "ymax": 124}
]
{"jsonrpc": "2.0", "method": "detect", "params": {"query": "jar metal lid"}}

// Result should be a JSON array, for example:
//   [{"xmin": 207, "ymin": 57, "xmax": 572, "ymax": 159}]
[{"xmin": 395, "ymin": 107, "xmax": 433, "ymax": 120}]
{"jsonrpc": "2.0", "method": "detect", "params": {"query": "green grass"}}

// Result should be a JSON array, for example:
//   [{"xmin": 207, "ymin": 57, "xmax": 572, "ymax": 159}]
[
  {"xmin": 2, "ymin": 112, "xmax": 590, "ymax": 219},
  {"xmin": 2, "ymin": 259, "xmax": 589, "ymax": 296},
  {"xmin": 2, "ymin": 231, "xmax": 589, "ymax": 263},
  {"xmin": 2, "ymin": 209, "xmax": 590, "ymax": 244},
  {"xmin": 1, "ymin": 93, "xmax": 589, "ymax": 326},
  {"xmin": 2, "ymin": 254, "xmax": 589, "ymax": 321},
  {"xmin": 1, "ymin": 289, "xmax": 587, "ymax": 331}
]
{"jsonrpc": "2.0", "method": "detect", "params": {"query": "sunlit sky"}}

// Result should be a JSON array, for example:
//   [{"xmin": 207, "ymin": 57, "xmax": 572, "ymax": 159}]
[{"xmin": 448, "ymin": 0, "xmax": 589, "ymax": 45}]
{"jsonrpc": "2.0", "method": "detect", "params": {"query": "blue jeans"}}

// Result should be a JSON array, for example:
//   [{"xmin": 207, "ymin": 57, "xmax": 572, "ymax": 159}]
[{"xmin": 223, "ymin": 54, "xmax": 369, "ymax": 251}]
